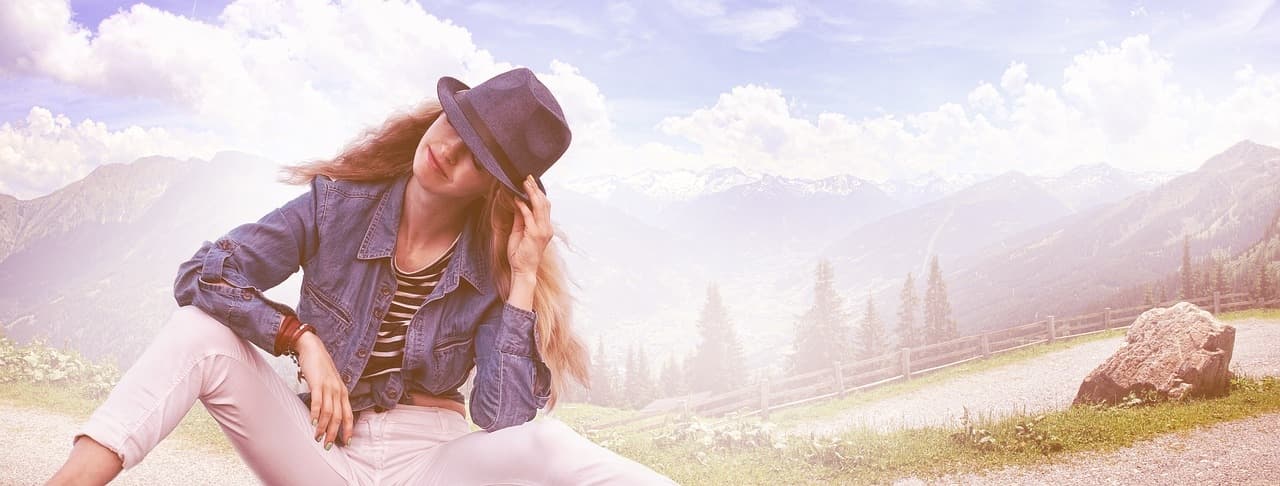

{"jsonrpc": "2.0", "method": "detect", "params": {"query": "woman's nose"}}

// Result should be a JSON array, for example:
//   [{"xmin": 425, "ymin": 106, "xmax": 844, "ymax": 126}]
[{"xmin": 442, "ymin": 137, "xmax": 467, "ymax": 165}]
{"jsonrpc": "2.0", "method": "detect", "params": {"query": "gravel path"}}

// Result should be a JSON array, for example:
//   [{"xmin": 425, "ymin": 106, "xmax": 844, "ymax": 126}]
[
  {"xmin": 784, "ymin": 318, "xmax": 1280, "ymax": 437},
  {"xmin": 896, "ymin": 410, "xmax": 1280, "ymax": 485},
  {"xmin": 2, "ymin": 404, "xmax": 259, "ymax": 485}
]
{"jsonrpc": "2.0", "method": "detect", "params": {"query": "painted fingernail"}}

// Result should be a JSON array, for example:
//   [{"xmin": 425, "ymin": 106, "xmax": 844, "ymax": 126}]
[
  {"xmin": 325, "ymin": 442, "xmax": 333, "ymax": 451},
  {"xmin": 315, "ymin": 434, "xmax": 323, "ymax": 442},
  {"xmin": 311, "ymin": 418, "xmax": 318, "ymax": 426}
]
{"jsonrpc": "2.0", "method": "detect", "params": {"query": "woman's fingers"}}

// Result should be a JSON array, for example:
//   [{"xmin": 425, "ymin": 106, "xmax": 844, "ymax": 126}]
[
  {"xmin": 340, "ymin": 391, "xmax": 354, "ymax": 445},
  {"xmin": 523, "ymin": 177, "xmax": 551, "ymax": 226},
  {"xmin": 516, "ymin": 200, "xmax": 548, "ymax": 244},
  {"xmin": 312, "ymin": 384, "xmax": 328, "ymax": 441},
  {"xmin": 324, "ymin": 385, "xmax": 341, "ymax": 449},
  {"xmin": 515, "ymin": 200, "xmax": 535, "ymax": 233}
]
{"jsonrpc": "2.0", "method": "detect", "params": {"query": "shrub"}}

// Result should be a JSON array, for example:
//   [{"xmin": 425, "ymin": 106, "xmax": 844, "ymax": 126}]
[{"xmin": 0, "ymin": 336, "xmax": 120, "ymax": 398}]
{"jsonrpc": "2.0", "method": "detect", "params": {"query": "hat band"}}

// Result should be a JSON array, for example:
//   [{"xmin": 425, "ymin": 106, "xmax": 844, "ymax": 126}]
[{"xmin": 456, "ymin": 94, "xmax": 524, "ymax": 191}]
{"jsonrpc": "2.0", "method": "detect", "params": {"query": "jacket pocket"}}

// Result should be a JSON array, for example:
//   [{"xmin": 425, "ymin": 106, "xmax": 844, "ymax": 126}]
[
  {"xmin": 303, "ymin": 282, "xmax": 353, "ymax": 331},
  {"xmin": 432, "ymin": 334, "xmax": 476, "ymax": 389}
]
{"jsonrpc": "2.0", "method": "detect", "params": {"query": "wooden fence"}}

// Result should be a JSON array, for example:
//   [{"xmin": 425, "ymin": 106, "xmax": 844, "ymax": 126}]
[{"xmin": 596, "ymin": 292, "xmax": 1280, "ymax": 431}]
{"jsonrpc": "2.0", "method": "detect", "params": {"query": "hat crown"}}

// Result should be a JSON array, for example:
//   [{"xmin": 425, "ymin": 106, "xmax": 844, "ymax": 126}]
[{"xmin": 438, "ymin": 68, "xmax": 571, "ymax": 200}]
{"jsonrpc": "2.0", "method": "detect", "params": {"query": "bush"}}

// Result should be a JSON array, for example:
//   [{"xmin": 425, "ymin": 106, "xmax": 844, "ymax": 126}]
[
  {"xmin": 0, "ymin": 336, "xmax": 120, "ymax": 398},
  {"xmin": 652, "ymin": 415, "xmax": 787, "ymax": 454}
]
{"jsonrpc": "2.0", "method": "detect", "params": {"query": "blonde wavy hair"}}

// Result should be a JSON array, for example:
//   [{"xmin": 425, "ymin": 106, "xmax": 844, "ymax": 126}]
[{"xmin": 282, "ymin": 100, "xmax": 589, "ymax": 409}]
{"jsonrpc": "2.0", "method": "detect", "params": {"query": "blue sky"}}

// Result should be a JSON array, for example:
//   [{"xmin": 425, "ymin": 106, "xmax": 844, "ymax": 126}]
[{"xmin": 1, "ymin": 0, "xmax": 1278, "ymax": 198}]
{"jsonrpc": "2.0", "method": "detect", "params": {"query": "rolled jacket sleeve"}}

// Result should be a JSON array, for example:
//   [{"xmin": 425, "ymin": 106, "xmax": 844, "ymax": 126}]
[
  {"xmin": 173, "ymin": 178, "xmax": 321, "ymax": 355},
  {"xmin": 469, "ymin": 301, "xmax": 553, "ymax": 432}
]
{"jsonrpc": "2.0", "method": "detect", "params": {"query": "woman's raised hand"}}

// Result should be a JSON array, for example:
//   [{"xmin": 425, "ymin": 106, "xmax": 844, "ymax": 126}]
[
  {"xmin": 508, "ymin": 175, "xmax": 553, "ymax": 278},
  {"xmin": 295, "ymin": 333, "xmax": 353, "ymax": 449}
]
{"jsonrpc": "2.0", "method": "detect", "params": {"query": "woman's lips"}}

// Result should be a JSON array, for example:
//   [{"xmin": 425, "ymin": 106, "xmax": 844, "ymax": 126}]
[{"xmin": 428, "ymin": 148, "xmax": 449, "ymax": 180}]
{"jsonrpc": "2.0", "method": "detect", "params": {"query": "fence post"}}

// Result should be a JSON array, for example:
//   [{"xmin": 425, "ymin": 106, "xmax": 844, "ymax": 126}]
[
  {"xmin": 833, "ymin": 360, "xmax": 845, "ymax": 397},
  {"xmin": 759, "ymin": 378, "xmax": 770, "ymax": 418},
  {"xmin": 1103, "ymin": 307, "xmax": 1111, "ymax": 331},
  {"xmin": 901, "ymin": 348, "xmax": 912, "ymax": 381},
  {"xmin": 980, "ymin": 334, "xmax": 990, "ymax": 358},
  {"xmin": 1047, "ymin": 315, "xmax": 1056, "ymax": 343},
  {"xmin": 1213, "ymin": 291, "xmax": 1221, "ymax": 314}
]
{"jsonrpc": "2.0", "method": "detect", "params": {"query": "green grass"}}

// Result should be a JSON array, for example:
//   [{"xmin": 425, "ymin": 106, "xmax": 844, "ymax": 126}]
[
  {"xmin": 602, "ymin": 375, "xmax": 1280, "ymax": 485},
  {"xmin": 544, "ymin": 401, "xmax": 643, "ymax": 428},
  {"xmin": 6, "ymin": 307, "xmax": 1276, "ymax": 482},
  {"xmin": 1218, "ymin": 307, "xmax": 1280, "ymax": 321},
  {"xmin": 769, "ymin": 307, "xmax": 1278, "ymax": 427},
  {"xmin": 0, "ymin": 381, "xmax": 235, "ymax": 455},
  {"xmin": 770, "ymin": 327, "xmax": 1129, "ymax": 426},
  {"xmin": 13, "ymin": 376, "xmax": 1280, "ymax": 485}
]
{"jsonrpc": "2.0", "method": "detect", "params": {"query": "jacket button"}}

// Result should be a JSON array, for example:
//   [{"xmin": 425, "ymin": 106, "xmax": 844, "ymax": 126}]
[
  {"xmin": 373, "ymin": 309, "xmax": 384, "ymax": 320},
  {"xmin": 379, "ymin": 286, "xmax": 391, "ymax": 296},
  {"xmin": 241, "ymin": 290, "xmax": 252, "ymax": 300},
  {"xmin": 217, "ymin": 239, "xmax": 232, "ymax": 250},
  {"xmin": 385, "ymin": 389, "xmax": 397, "ymax": 398},
  {"xmin": 357, "ymin": 348, "xmax": 368, "ymax": 358},
  {"xmin": 341, "ymin": 372, "xmax": 351, "ymax": 383}
]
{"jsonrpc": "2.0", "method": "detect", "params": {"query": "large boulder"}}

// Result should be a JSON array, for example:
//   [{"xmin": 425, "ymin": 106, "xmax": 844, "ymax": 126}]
[{"xmin": 1074, "ymin": 302, "xmax": 1235, "ymax": 406}]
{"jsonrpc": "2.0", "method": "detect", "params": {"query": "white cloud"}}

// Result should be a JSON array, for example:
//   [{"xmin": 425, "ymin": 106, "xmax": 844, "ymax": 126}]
[
  {"xmin": 709, "ymin": 6, "xmax": 801, "ymax": 46},
  {"xmin": 0, "ymin": 107, "xmax": 219, "ymax": 198},
  {"xmin": 4, "ymin": 2, "xmax": 1278, "ymax": 198},
  {"xmin": 966, "ymin": 81, "xmax": 1005, "ymax": 116},
  {"xmin": 608, "ymin": 1, "xmax": 638, "ymax": 24},
  {"xmin": 1062, "ymin": 35, "xmax": 1174, "ymax": 142},
  {"xmin": 0, "ymin": 0, "xmax": 92, "ymax": 78},
  {"xmin": 655, "ymin": 34, "xmax": 1280, "ymax": 180},
  {"xmin": 467, "ymin": 2, "xmax": 598, "ymax": 37},
  {"xmin": 0, "ymin": 0, "xmax": 613, "ymax": 196},
  {"xmin": 668, "ymin": 0, "xmax": 725, "ymax": 17},
  {"xmin": 657, "ymin": 84, "xmax": 896, "ymax": 179},
  {"xmin": 999, "ymin": 61, "xmax": 1028, "ymax": 93},
  {"xmin": 668, "ymin": 1, "xmax": 800, "ymax": 47}
]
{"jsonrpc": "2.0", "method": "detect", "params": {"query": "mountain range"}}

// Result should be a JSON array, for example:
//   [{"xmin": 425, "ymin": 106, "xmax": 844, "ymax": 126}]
[
  {"xmin": 6, "ymin": 142, "xmax": 1269, "ymax": 378},
  {"xmin": 946, "ymin": 140, "xmax": 1280, "ymax": 332}
]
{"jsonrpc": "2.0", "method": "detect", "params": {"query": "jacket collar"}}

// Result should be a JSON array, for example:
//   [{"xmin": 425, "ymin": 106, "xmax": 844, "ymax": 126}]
[{"xmin": 356, "ymin": 174, "xmax": 492, "ymax": 295}]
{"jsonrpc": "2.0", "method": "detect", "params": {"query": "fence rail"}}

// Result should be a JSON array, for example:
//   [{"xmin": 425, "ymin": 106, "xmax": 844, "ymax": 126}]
[{"xmin": 596, "ymin": 292, "xmax": 1278, "ymax": 431}]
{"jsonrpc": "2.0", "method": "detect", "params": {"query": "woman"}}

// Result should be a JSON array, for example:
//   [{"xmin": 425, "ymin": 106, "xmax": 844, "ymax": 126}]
[{"xmin": 48, "ymin": 68, "xmax": 676, "ymax": 485}]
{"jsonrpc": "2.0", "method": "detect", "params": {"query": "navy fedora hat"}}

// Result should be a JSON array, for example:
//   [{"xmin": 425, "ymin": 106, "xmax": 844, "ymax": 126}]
[{"xmin": 437, "ymin": 67, "xmax": 571, "ymax": 201}]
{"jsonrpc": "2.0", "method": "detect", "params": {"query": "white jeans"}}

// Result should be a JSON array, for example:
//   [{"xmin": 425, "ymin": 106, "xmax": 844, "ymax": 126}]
[{"xmin": 78, "ymin": 306, "xmax": 677, "ymax": 485}]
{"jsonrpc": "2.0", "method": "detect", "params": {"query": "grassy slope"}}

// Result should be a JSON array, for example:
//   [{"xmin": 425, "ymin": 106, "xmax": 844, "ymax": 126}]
[{"xmin": 6, "ymin": 308, "xmax": 1277, "ymax": 484}]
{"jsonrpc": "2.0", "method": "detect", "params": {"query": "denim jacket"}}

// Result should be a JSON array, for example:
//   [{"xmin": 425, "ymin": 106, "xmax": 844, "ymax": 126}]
[{"xmin": 173, "ymin": 173, "xmax": 551, "ymax": 432}]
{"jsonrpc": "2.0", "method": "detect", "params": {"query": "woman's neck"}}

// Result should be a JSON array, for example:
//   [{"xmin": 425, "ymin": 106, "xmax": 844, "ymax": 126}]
[{"xmin": 399, "ymin": 180, "xmax": 473, "ymax": 250}]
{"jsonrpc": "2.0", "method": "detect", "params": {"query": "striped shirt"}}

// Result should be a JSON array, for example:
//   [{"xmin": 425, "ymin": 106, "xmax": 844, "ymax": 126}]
[{"xmin": 360, "ymin": 234, "xmax": 460, "ymax": 380}]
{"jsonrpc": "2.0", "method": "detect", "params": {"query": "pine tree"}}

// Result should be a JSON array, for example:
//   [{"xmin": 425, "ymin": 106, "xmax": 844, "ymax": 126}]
[
  {"xmin": 1199, "ymin": 267, "xmax": 1213, "ymax": 298},
  {"xmin": 589, "ymin": 337, "xmax": 617, "ymax": 407},
  {"xmin": 897, "ymin": 272, "xmax": 921, "ymax": 349},
  {"xmin": 690, "ymin": 284, "xmax": 745, "ymax": 393},
  {"xmin": 858, "ymin": 294, "xmax": 888, "ymax": 359},
  {"xmin": 634, "ymin": 346, "xmax": 655, "ymax": 408},
  {"xmin": 1259, "ymin": 254, "xmax": 1274, "ymax": 302},
  {"xmin": 1181, "ymin": 235, "xmax": 1193, "ymax": 300},
  {"xmin": 923, "ymin": 255, "xmax": 957, "ymax": 344},
  {"xmin": 658, "ymin": 354, "xmax": 683, "ymax": 398},
  {"xmin": 624, "ymin": 346, "xmax": 637, "ymax": 408},
  {"xmin": 623, "ymin": 345, "xmax": 656, "ymax": 409},
  {"xmin": 1214, "ymin": 257, "xmax": 1228, "ymax": 294},
  {"xmin": 791, "ymin": 260, "xmax": 851, "ymax": 374}
]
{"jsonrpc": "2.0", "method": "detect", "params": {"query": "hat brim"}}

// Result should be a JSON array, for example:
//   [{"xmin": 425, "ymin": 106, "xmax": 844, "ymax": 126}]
[{"xmin": 437, "ymin": 75, "xmax": 545, "ymax": 202}]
